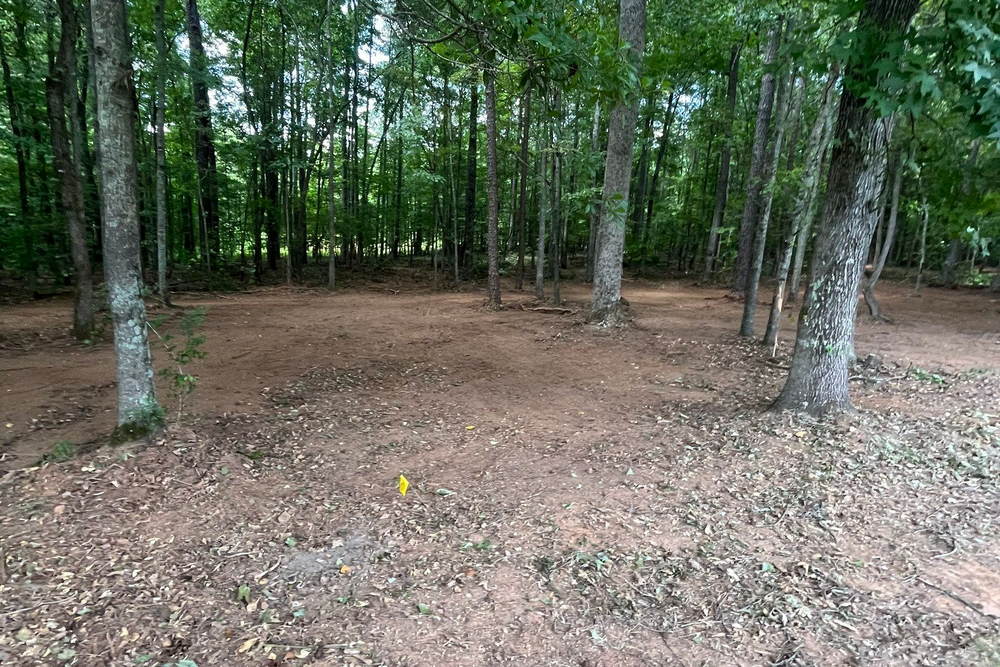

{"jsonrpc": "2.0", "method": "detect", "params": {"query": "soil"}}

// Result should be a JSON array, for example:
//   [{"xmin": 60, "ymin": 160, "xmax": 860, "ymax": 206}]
[{"xmin": 2, "ymin": 274, "xmax": 999, "ymax": 666}]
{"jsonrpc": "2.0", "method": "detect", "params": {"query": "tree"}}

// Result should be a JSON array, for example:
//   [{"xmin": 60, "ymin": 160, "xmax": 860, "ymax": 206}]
[
  {"xmin": 590, "ymin": 0, "xmax": 647, "ymax": 325},
  {"xmin": 186, "ymin": 0, "xmax": 220, "ymax": 269},
  {"xmin": 734, "ymin": 21, "xmax": 781, "ymax": 294},
  {"xmin": 154, "ymin": 0, "xmax": 171, "ymax": 305},
  {"xmin": 92, "ymin": 0, "xmax": 159, "ymax": 430},
  {"xmin": 703, "ymin": 43, "xmax": 740, "ymax": 280},
  {"xmin": 45, "ymin": 0, "xmax": 93, "ymax": 339},
  {"xmin": 773, "ymin": 0, "xmax": 921, "ymax": 416},
  {"xmin": 483, "ymin": 62, "xmax": 501, "ymax": 307}
]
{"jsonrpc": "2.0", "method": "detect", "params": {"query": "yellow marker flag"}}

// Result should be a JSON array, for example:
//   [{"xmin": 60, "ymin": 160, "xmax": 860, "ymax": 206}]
[{"xmin": 399, "ymin": 474, "xmax": 409, "ymax": 496}]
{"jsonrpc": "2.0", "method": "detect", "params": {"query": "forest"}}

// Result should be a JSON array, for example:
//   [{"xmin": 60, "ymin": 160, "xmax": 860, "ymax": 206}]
[{"xmin": 1, "ymin": 0, "xmax": 1000, "ymax": 664}]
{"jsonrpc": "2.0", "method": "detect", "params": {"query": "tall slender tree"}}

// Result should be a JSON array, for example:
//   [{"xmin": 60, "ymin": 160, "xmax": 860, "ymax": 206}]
[
  {"xmin": 590, "ymin": 0, "xmax": 647, "ymax": 324},
  {"xmin": 734, "ymin": 22, "xmax": 781, "ymax": 293},
  {"xmin": 46, "ymin": 0, "xmax": 94, "ymax": 339}
]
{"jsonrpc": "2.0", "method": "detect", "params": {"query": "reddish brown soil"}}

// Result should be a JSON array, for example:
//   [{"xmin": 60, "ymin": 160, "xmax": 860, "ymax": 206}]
[{"xmin": 1, "ymin": 277, "xmax": 999, "ymax": 666}]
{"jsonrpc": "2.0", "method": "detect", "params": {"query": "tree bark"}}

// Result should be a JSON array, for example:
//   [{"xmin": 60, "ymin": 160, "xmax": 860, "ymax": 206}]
[
  {"xmin": 862, "ymin": 147, "xmax": 903, "ymax": 319},
  {"xmin": 739, "ymin": 67, "xmax": 792, "ymax": 337},
  {"xmin": 483, "ymin": 64, "xmax": 501, "ymax": 307},
  {"xmin": 765, "ymin": 65, "xmax": 840, "ymax": 344},
  {"xmin": 154, "ymin": 0, "xmax": 170, "ymax": 305},
  {"xmin": 515, "ymin": 80, "xmax": 531, "ymax": 290},
  {"xmin": 92, "ymin": 0, "xmax": 158, "ymax": 428},
  {"xmin": 186, "ymin": 0, "xmax": 220, "ymax": 266},
  {"xmin": 734, "ymin": 22, "xmax": 781, "ymax": 293},
  {"xmin": 773, "ymin": 0, "xmax": 920, "ymax": 416},
  {"xmin": 536, "ymin": 94, "xmax": 548, "ymax": 300},
  {"xmin": 590, "ymin": 0, "xmax": 647, "ymax": 324},
  {"xmin": 462, "ymin": 79, "xmax": 478, "ymax": 274},
  {"xmin": 585, "ymin": 101, "xmax": 601, "ymax": 283},
  {"xmin": 46, "ymin": 0, "xmax": 94, "ymax": 338},
  {"xmin": 0, "ymin": 30, "xmax": 35, "ymax": 285},
  {"xmin": 326, "ymin": 0, "xmax": 337, "ymax": 288},
  {"xmin": 703, "ymin": 43, "xmax": 741, "ymax": 279}
]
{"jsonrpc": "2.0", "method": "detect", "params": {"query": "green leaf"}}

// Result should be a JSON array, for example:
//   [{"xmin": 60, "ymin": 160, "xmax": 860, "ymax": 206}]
[{"xmin": 416, "ymin": 602, "xmax": 432, "ymax": 615}]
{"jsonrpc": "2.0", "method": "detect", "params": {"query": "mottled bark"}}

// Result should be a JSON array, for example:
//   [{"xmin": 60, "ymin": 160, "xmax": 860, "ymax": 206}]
[
  {"xmin": 734, "ymin": 22, "xmax": 781, "ymax": 293},
  {"xmin": 92, "ymin": 0, "xmax": 158, "ymax": 426},
  {"xmin": 483, "ymin": 65, "xmax": 501, "ymax": 307},
  {"xmin": 703, "ymin": 43, "xmax": 741, "ymax": 279},
  {"xmin": 46, "ymin": 0, "xmax": 94, "ymax": 339},
  {"xmin": 773, "ymin": 0, "xmax": 920, "ymax": 416},
  {"xmin": 591, "ymin": 0, "xmax": 647, "ymax": 324}
]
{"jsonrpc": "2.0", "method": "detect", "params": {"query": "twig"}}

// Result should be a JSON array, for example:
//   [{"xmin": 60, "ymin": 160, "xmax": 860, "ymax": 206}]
[{"xmin": 916, "ymin": 577, "xmax": 989, "ymax": 617}]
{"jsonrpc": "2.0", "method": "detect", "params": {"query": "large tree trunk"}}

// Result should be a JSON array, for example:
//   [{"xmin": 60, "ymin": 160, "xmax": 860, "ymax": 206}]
[
  {"xmin": 186, "ymin": 0, "xmax": 220, "ymax": 266},
  {"xmin": 734, "ymin": 22, "xmax": 781, "ymax": 293},
  {"xmin": 92, "ymin": 0, "xmax": 158, "ymax": 429},
  {"xmin": 462, "ymin": 80, "xmax": 478, "ymax": 274},
  {"xmin": 773, "ymin": 0, "xmax": 920, "ymax": 416},
  {"xmin": 703, "ymin": 43, "xmax": 741, "ymax": 279},
  {"xmin": 46, "ymin": 0, "xmax": 94, "ymax": 339},
  {"xmin": 515, "ymin": 81, "xmax": 531, "ymax": 290},
  {"xmin": 483, "ymin": 64, "xmax": 502, "ymax": 307},
  {"xmin": 590, "ymin": 0, "xmax": 647, "ymax": 324},
  {"xmin": 154, "ymin": 0, "xmax": 170, "ymax": 305}
]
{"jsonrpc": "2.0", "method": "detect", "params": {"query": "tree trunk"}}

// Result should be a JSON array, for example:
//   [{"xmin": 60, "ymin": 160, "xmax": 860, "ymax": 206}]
[
  {"xmin": 643, "ymin": 92, "xmax": 675, "ymax": 260},
  {"xmin": 862, "ymin": 147, "xmax": 903, "ymax": 319},
  {"xmin": 585, "ymin": 101, "xmax": 601, "ymax": 283},
  {"xmin": 590, "ymin": 0, "xmax": 647, "ymax": 324},
  {"xmin": 773, "ymin": 0, "xmax": 920, "ymax": 416},
  {"xmin": 154, "ymin": 0, "xmax": 170, "ymax": 305},
  {"xmin": 483, "ymin": 64, "xmax": 502, "ymax": 307},
  {"xmin": 765, "ymin": 65, "xmax": 840, "ymax": 343},
  {"xmin": 0, "ymin": 30, "xmax": 35, "ymax": 285},
  {"xmin": 326, "ymin": 0, "xmax": 337, "ymax": 288},
  {"xmin": 739, "ymin": 67, "xmax": 791, "ymax": 337},
  {"xmin": 92, "ymin": 0, "xmax": 159, "ymax": 428},
  {"xmin": 915, "ymin": 186, "xmax": 929, "ymax": 293},
  {"xmin": 536, "ymin": 99, "xmax": 548, "ymax": 300},
  {"xmin": 734, "ymin": 22, "xmax": 781, "ymax": 293},
  {"xmin": 47, "ymin": 0, "xmax": 94, "ymax": 338},
  {"xmin": 462, "ymin": 80, "xmax": 478, "ymax": 274},
  {"xmin": 551, "ymin": 89, "xmax": 562, "ymax": 305},
  {"xmin": 941, "ymin": 239, "xmax": 961, "ymax": 288},
  {"xmin": 186, "ymin": 0, "xmax": 220, "ymax": 266},
  {"xmin": 703, "ymin": 43, "xmax": 741, "ymax": 279},
  {"xmin": 515, "ymin": 81, "xmax": 531, "ymax": 290}
]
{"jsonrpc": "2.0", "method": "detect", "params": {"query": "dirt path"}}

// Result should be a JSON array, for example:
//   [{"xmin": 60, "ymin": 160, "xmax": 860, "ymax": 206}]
[
  {"xmin": 3, "ymin": 281, "xmax": 997, "ymax": 470},
  {"xmin": 1, "ymin": 280, "xmax": 999, "ymax": 666}
]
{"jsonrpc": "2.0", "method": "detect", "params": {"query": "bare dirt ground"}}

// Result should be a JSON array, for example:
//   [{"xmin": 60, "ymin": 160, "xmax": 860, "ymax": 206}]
[{"xmin": 2, "ymin": 274, "xmax": 1000, "ymax": 666}]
